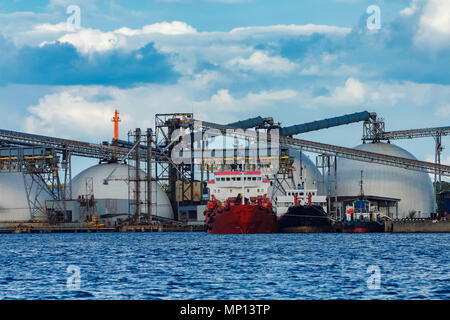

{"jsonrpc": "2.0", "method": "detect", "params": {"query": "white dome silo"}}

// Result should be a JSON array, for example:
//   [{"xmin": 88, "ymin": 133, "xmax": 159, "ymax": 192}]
[
  {"xmin": 334, "ymin": 142, "xmax": 435, "ymax": 218},
  {"xmin": 269, "ymin": 149, "xmax": 323, "ymax": 197},
  {"xmin": 290, "ymin": 149, "xmax": 321, "ymax": 191},
  {"xmin": 71, "ymin": 163, "xmax": 174, "ymax": 220},
  {"xmin": 0, "ymin": 172, "xmax": 51, "ymax": 222}
]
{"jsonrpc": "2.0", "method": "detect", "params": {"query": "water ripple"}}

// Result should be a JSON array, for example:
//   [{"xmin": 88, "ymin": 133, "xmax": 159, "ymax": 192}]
[{"xmin": 0, "ymin": 233, "xmax": 448, "ymax": 299}]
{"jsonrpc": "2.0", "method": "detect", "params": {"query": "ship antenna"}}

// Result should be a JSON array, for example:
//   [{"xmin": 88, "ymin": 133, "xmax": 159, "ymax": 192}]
[
  {"xmin": 360, "ymin": 170, "xmax": 364, "ymax": 197},
  {"xmin": 242, "ymin": 157, "xmax": 245, "ymax": 205}
]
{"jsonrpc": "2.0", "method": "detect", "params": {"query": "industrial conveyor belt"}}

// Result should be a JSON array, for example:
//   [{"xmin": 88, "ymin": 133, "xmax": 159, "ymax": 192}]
[
  {"xmin": 379, "ymin": 126, "xmax": 450, "ymax": 140},
  {"xmin": 279, "ymin": 136, "xmax": 450, "ymax": 177},
  {"xmin": 0, "ymin": 125, "xmax": 449, "ymax": 177}
]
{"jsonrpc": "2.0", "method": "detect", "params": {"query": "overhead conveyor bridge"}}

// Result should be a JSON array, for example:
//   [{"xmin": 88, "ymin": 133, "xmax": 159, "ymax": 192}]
[
  {"xmin": 194, "ymin": 119, "xmax": 450, "ymax": 177},
  {"xmin": 0, "ymin": 113, "xmax": 449, "ymax": 177}
]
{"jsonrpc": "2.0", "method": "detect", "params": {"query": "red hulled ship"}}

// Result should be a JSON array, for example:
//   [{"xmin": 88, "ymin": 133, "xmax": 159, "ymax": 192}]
[{"xmin": 204, "ymin": 171, "xmax": 277, "ymax": 234}]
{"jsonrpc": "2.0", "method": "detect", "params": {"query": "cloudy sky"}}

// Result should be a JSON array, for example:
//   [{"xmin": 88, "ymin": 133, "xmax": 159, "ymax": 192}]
[{"xmin": 0, "ymin": 0, "xmax": 449, "ymax": 176}]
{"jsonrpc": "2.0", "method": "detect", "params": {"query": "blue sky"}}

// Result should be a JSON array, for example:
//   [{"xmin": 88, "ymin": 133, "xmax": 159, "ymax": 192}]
[{"xmin": 0, "ymin": 0, "xmax": 449, "ymax": 176}]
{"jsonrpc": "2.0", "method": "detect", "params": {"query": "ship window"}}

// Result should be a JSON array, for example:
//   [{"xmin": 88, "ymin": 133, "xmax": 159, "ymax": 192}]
[
  {"xmin": 300, "ymin": 193, "xmax": 304, "ymax": 196},
  {"xmin": 252, "ymin": 177, "xmax": 256, "ymax": 181},
  {"xmin": 230, "ymin": 189, "xmax": 233, "ymax": 193},
  {"xmin": 226, "ymin": 177, "xmax": 230, "ymax": 181},
  {"xmin": 257, "ymin": 177, "xmax": 261, "ymax": 181},
  {"xmin": 236, "ymin": 177, "xmax": 241, "ymax": 181},
  {"xmin": 247, "ymin": 189, "xmax": 250, "ymax": 193}
]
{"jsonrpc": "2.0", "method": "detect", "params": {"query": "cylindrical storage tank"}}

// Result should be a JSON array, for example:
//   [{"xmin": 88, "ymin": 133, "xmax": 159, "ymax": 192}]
[
  {"xmin": 333, "ymin": 142, "xmax": 435, "ymax": 218},
  {"xmin": 0, "ymin": 172, "xmax": 50, "ymax": 222},
  {"xmin": 71, "ymin": 163, "xmax": 174, "ymax": 220}
]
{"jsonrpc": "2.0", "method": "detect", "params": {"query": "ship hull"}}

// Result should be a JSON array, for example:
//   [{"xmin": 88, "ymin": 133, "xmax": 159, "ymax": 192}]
[
  {"xmin": 206, "ymin": 204, "xmax": 277, "ymax": 234},
  {"xmin": 342, "ymin": 220, "xmax": 385, "ymax": 233},
  {"xmin": 278, "ymin": 205, "xmax": 333, "ymax": 233}
]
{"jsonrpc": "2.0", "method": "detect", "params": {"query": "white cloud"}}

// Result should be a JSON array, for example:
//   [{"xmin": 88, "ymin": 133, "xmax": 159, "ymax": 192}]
[
  {"xmin": 313, "ymin": 78, "xmax": 366, "ymax": 107},
  {"xmin": 197, "ymin": 88, "xmax": 299, "ymax": 112},
  {"xmin": 414, "ymin": 0, "xmax": 450, "ymax": 50},
  {"xmin": 115, "ymin": 21, "xmax": 196, "ymax": 36},
  {"xmin": 436, "ymin": 104, "xmax": 450, "ymax": 117},
  {"xmin": 228, "ymin": 51, "xmax": 297, "ymax": 74},
  {"xmin": 210, "ymin": 89, "xmax": 234, "ymax": 104},
  {"xmin": 58, "ymin": 28, "xmax": 127, "ymax": 54},
  {"xmin": 296, "ymin": 52, "xmax": 360, "ymax": 77},
  {"xmin": 400, "ymin": 0, "xmax": 420, "ymax": 16},
  {"xmin": 30, "ymin": 21, "xmax": 349, "ymax": 57},
  {"xmin": 34, "ymin": 21, "xmax": 195, "ymax": 55},
  {"xmin": 32, "ymin": 22, "xmax": 74, "ymax": 33},
  {"xmin": 300, "ymin": 63, "xmax": 359, "ymax": 77},
  {"xmin": 307, "ymin": 79, "xmax": 450, "ymax": 110},
  {"xmin": 230, "ymin": 24, "xmax": 351, "ymax": 37},
  {"xmin": 25, "ymin": 90, "xmax": 116, "ymax": 140},
  {"xmin": 22, "ymin": 79, "xmax": 301, "ymax": 142}
]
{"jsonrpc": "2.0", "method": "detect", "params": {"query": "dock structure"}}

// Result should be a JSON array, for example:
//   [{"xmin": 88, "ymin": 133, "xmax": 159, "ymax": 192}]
[
  {"xmin": 0, "ymin": 222, "xmax": 205, "ymax": 234},
  {"xmin": 385, "ymin": 219, "xmax": 450, "ymax": 233}
]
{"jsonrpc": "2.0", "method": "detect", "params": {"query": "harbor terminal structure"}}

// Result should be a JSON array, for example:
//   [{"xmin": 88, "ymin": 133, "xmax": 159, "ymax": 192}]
[{"xmin": 0, "ymin": 111, "xmax": 448, "ymax": 231}]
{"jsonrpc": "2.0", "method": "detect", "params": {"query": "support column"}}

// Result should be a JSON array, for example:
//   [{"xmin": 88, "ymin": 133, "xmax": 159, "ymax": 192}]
[
  {"xmin": 135, "ymin": 128, "xmax": 141, "ymax": 225},
  {"xmin": 334, "ymin": 156, "xmax": 338, "ymax": 220},
  {"xmin": 434, "ymin": 134, "xmax": 442, "ymax": 184},
  {"xmin": 327, "ymin": 156, "xmax": 331, "ymax": 217},
  {"xmin": 147, "ymin": 128, "xmax": 152, "ymax": 223}
]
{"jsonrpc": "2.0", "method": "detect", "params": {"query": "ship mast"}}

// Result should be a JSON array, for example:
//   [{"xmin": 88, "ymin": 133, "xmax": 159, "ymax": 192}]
[
  {"xmin": 242, "ymin": 158, "xmax": 245, "ymax": 205},
  {"xmin": 360, "ymin": 170, "xmax": 364, "ymax": 197}
]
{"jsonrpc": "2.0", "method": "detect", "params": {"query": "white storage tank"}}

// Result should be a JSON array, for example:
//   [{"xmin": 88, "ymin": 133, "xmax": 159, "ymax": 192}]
[
  {"xmin": 333, "ymin": 142, "xmax": 435, "ymax": 218},
  {"xmin": 268, "ymin": 149, "xmax": 323, "ymax": 197},
  {"xmin": 71, "ymin": 163, "xmax": 174, "ymax": 220},
  {"xmin": 0, "ymin": 172, "xmax": 50, "ymax": 222}
]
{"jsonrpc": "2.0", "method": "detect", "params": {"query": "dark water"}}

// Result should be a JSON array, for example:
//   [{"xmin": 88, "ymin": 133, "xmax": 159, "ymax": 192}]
[{"xmin": 0, "ymin": 232, "xmax": 449, "ymax": 300}]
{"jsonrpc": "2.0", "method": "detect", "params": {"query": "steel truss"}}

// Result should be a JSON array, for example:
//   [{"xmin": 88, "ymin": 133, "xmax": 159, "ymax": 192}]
[
  {"xmin": 362, "ymin": 117, "xmax": 450, "ymax": 182},
  {"xmin": 0, "ymin": 146, "xmax": 66, "ymax": 221}
]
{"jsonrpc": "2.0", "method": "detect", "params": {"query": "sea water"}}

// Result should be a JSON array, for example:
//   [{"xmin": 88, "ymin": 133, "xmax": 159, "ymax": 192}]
[{"xmin": 0, "ymin": 233, "xmax": 448, "ymax": 300}]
